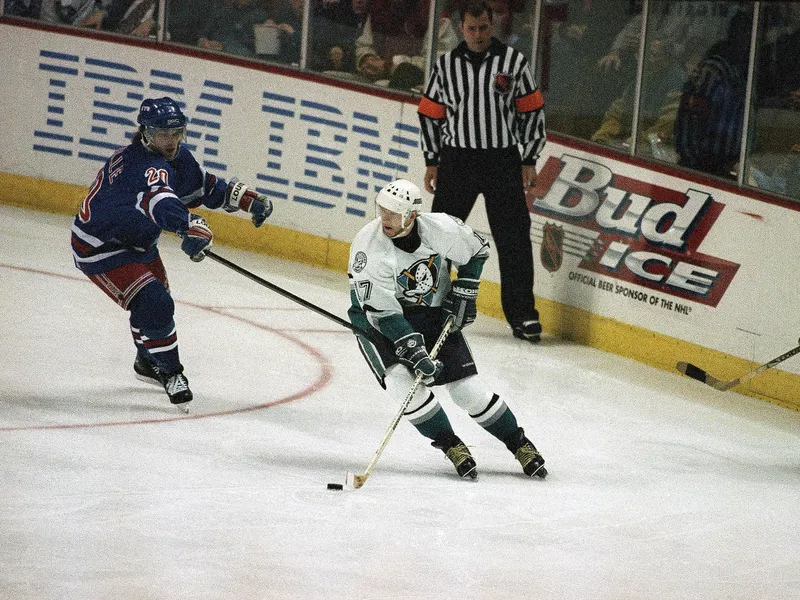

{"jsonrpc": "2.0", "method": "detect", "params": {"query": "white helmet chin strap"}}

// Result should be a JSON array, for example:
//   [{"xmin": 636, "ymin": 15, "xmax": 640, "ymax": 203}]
[
  {"xmin": 395, "ymin": 212, "xmax": 417, "ymax": 237},
  {"xmin": 384, "ymin": 220, "xmax": 410, "ymax": 239}
]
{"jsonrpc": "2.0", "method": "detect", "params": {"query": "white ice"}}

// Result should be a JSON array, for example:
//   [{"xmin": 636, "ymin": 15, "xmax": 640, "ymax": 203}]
[{"xmin": 1, "ymin": 205, "xmax": 799, "ymax": 600}]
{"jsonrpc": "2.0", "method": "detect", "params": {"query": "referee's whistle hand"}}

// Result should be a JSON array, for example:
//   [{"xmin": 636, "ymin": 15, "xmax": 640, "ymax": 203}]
[
  {"xmin": 522, "ymin": 165, "xmax": 537, "ymax": 190},
  {"xmin": 424, "ymin": 166, "xmax": 438, "ymax": 194}
]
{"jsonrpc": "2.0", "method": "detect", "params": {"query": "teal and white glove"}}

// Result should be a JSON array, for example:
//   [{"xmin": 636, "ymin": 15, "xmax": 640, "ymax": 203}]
[
  {"xmin": 442, "ymin": 278, "xmax": 479, "ymax": 331},
  {"xmin": 394, "ymin": 332, "xmax": 442, "ymax": 385}
]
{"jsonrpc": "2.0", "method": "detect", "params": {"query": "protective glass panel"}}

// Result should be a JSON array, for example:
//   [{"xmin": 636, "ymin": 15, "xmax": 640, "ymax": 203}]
[
  {"xmin": 536, "ymin": 0, "xmax": 642, "ymax": 142},
  {"xmin": 166, "ymin": 0, "xmax": 210, "ymax": 47},
  {"xmin": 305, "ymin": 0, "xmax": 372, "ymax": 79},
  {"xmin": 639, "ymin": 0, "xmax": 752, "ymax": 178},
  {"xmin": 166, "ymin": 0, "xmax": 289, "ymax": 60},
  {"xmin": 258, "ymin": 0, "xmax": 305, "ymax": 65},
  {"xmin": 745, "ymin": 2, "xmax": 800, "ymax": 202},
  {"xmin": 5, "ymin": 0, "xmax": 157, "ymax": 37},
  {"xmin": 307, "ymin": 0, "xmax": 445, "ymax": 91}
]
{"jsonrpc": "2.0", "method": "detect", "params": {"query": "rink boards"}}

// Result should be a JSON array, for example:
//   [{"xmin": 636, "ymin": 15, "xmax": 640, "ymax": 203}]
[{"xmin": 0, "ymin": 20, "xmax": 798, "ymax": 408}]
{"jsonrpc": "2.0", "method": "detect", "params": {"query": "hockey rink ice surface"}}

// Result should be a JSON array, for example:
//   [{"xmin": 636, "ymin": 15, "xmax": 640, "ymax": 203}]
[{"xmin": 1, "ymin": 205, "xmax": 800, "ymax": 600}]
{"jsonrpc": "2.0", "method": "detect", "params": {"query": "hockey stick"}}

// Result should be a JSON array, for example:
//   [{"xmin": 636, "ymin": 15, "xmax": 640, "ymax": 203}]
[
  {"xmin": 676, "ymin": 338, "xmax": 800, "ymax": 391},
  {"xmin": 350, "ymin": 316, "xmax": 455, "ymax": 489},
  {"xmin": 204, "ymin": 249, "xmax": 368, "ymax": 336}
]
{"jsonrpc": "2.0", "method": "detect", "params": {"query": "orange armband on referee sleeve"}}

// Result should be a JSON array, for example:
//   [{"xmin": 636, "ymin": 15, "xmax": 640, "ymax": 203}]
[
  {"xmin": 515, "ymin": 89, "xmax": 544, "ymax": 113},
  {"xmin": 418, "ymin": 97, "xmax": 446, "ymax": 119}
]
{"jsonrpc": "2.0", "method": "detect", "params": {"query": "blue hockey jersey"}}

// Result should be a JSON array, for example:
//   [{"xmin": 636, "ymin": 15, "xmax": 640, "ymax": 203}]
[{"xmin": 71, "ymin": 140, "xmax": 228, "ymax": 274}]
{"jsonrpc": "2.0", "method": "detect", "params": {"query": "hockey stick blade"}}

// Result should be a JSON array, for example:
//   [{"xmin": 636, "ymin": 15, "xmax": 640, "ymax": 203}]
[
  {"xmin": 676, "ymin": 342, "xmax": 800, "ymax": 392},
  {"xmin": 675, "ymin": 361, "xmax": 729, "ymax": 390}
]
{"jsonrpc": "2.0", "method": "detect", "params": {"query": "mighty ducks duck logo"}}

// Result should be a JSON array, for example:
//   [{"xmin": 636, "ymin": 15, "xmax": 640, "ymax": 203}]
[{"xmin": 398, "ymin": 255, "xmax": 441, "ymax": 305}]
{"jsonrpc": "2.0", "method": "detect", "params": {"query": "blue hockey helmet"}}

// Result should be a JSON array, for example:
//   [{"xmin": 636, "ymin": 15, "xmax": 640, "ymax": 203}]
[{"xmin": 137, "ymin": 97, "xmax": 187, "ymax": 129}]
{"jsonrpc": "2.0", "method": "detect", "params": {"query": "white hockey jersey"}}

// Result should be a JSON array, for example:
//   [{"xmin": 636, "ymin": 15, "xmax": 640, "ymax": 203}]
[{"xmin": 348, "ymin": 212, "xmax": 489, "ymax": 335}]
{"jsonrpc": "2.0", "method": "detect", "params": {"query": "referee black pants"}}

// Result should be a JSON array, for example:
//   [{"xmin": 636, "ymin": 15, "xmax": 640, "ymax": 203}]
[{"xmin": 431, "ymin": 145, "xmax": 536, "ymax": 326}]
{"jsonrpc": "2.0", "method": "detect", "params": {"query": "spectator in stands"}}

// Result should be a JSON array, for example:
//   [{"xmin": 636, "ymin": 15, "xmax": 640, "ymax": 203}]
[
  {"xmin": 263, "ymin": 0, "xmax": 303, "ymax": 64},
  {"xmin": 596, "ymin": 1, "xmax": 735, "ymax": 74},
  {"xmin": 167, "ymin": 0, "xmax": 215, "ymax": 45},
  {"xmin": 5, "ymin": 0, "xmax": 42, "ymax": 18},
  {"xmin": 36, "ymin": 0, "xmax": 107, "ymax": 25},
  {"xmin": 33, "ymin": 0, "xmax": 159, "ymax": 36},
  {"xmin": 37, "ymin": 0, "xmax": 58, "ymax": 21},
  {"xmin": 594, "ymin": 0, "xmax": 642, "ymax": 74},
  {"xmin": 308, "ymin": 0, "xmax": 370, "ymax": 73},
  {"xmin": 591, "ymin": 37, "xmax": 686, "ymax": 158},
  {"xmin": 197, "ymin": 0, "xmax": 268, "ymax": 57},
  {"xmin": 80, "ymin": 0, "xmax": 157, "ymax": 37},
  {"xmin": 355, "ymin": 0, "xmax": 425, "ymax": 84},
  {"xmin": 674, "ymin": 8, "xmax": 752, "ymax": 178},
  {"xmin": 757, "ymin": 4, "xmax": 800, "ymax": 110},
  {"xmin": 355, "ymin": 0, "xmax": 458, "ymax": 89},
  {"xmin": 542, "ymin": 0, "xmax": 640, "ymax": 139}
]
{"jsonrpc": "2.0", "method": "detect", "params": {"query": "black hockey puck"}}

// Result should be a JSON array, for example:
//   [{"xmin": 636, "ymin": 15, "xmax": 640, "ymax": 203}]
[{"xmin": 327, "ymin": 483, "xmax": 344, "ymax": 490}]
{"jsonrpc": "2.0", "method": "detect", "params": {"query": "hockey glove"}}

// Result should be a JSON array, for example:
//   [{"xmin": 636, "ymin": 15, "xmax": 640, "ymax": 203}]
[
  {"xmin": 441, "ymin": 278, "xmax": 479, "ymax": 331},
  {"xmin": 224, "ymin": 179, "xmax": 273, "ymax": 228},
  {"xmin": 394, "ymin": 332, "xmax": 442, "ymax": 385},
  {"xmin": 180, "ymin": 214, "xmax": 213, "ymax": 262}
]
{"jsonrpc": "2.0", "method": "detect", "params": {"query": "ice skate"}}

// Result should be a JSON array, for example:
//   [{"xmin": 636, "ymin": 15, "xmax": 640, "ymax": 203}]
[
  {"xmin": 163, "ymin": 371, "xmax": 193, "ymax": 413},
  {"xmin": 432, "ymin": 435, "xmax": 478, "ymax": 480},
  {"xmin": 134, "ymin": 354, "xmax": 163, "ymax": 386},
  {"xmin": 506, "ymin": 427, "xmax": 546, "ymax": 478},
  {"xmin": 512, "ymin": 318, "xmax": 542, "ymax": 344}
]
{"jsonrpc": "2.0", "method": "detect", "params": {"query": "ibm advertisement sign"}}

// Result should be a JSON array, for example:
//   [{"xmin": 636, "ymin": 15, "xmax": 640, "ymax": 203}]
[{"xmin": 20, "ymin": 41, "xmax": 424, "ymax": 234}]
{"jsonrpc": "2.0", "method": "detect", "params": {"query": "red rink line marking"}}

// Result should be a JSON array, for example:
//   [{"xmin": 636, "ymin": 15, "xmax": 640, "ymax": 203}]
[
  {"xmin": 737, "ymin": 211, "xmax": 764, "ymax": 221},
  {"xmin": 0, "ymin": 262, "xmax": 335, "ymax": 431}
]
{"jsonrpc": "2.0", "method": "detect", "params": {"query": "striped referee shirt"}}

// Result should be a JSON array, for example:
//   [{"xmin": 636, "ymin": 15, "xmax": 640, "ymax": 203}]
[{"xmin": 418, "ymin": 38, "xmax": 546, "ymax": 167}]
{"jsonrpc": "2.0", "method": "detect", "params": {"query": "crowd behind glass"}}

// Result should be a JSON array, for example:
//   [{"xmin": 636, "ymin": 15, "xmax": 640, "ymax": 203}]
[{"xmin": 4, "ymin": 0, "xmax": 799, "ymax": 203}]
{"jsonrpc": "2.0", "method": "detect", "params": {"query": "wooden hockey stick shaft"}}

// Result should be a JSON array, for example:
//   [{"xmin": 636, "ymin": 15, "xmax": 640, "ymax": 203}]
[
  {"xmin": 205, "ymin": 249, "xmax": 373, "ymax": 338},
  {"xmin": 676, "ymin": 339, "xmax": 800, "ymax": 391},
  {"xmin": 351, "ymin": 316, "xmax": 455, "ymax": 489}
]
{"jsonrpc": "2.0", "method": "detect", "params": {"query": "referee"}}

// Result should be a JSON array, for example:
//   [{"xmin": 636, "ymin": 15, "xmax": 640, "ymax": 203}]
[{"xmin": 417, "ymin": 0, "xmax": 546, "ymax": 342}]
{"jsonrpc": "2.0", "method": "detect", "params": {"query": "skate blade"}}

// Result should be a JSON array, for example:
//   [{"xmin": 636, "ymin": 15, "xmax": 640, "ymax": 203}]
[
  {"xmin": 135, "ymin": 373, "xmax": 162, "ymax": 387},
  {"xmin": 173, "ymin": 401, "xmax": 191, "ymax": 414},
  {"xmin": 529, "ymin": 464, "xmax": 547, "ymax": 479},
  {"xmin": 461, "ymin": 466, "xmax": 479, "ymax": 480}
]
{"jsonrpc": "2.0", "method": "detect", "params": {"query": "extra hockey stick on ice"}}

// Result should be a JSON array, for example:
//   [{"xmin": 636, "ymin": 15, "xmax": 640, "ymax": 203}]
[
  {"xmin": 349, "ymin": 316, "xmax": 455, "ymax": 490},
  {"xmin": 676, "ymin": 338, "xmax": 800, "ymax": 391},
  {"xmin": 205, "ymin": 249, "xmax": 368, "ymax": 336}
]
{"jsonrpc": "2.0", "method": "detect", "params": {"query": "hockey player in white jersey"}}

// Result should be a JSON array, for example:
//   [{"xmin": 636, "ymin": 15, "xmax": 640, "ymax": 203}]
[{"xmin": 348, "ymin": 179, "xmax": 546, "ymax": 479}]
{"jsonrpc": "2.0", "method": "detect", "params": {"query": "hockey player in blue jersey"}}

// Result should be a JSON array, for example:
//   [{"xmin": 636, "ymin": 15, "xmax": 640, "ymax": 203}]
[{"xmin": 71, "ymin": 96, "xmax": 273, "ymax": 412}]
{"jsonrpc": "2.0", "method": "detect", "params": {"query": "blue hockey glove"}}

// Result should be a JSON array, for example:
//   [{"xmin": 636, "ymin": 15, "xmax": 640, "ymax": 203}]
[
  {"xmin": 225, "ymin": 179, "xmax": 273, "ymax": 228},
  {"xmin": 441, "ymin": 278, "xmax": 479, "ymax": 331},
  {"xmin": 180, "ymin": 214, "xmax": 213, "ymax": 262},
  {"xmin": 394, "ymin": 332, "xmax": 443, "ymax": 385}
]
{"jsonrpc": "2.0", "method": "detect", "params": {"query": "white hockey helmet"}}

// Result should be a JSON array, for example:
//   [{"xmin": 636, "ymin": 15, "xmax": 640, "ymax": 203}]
[{"xmin": 375, "ymin": 179, "xmax": 423, "ymax": 231}]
